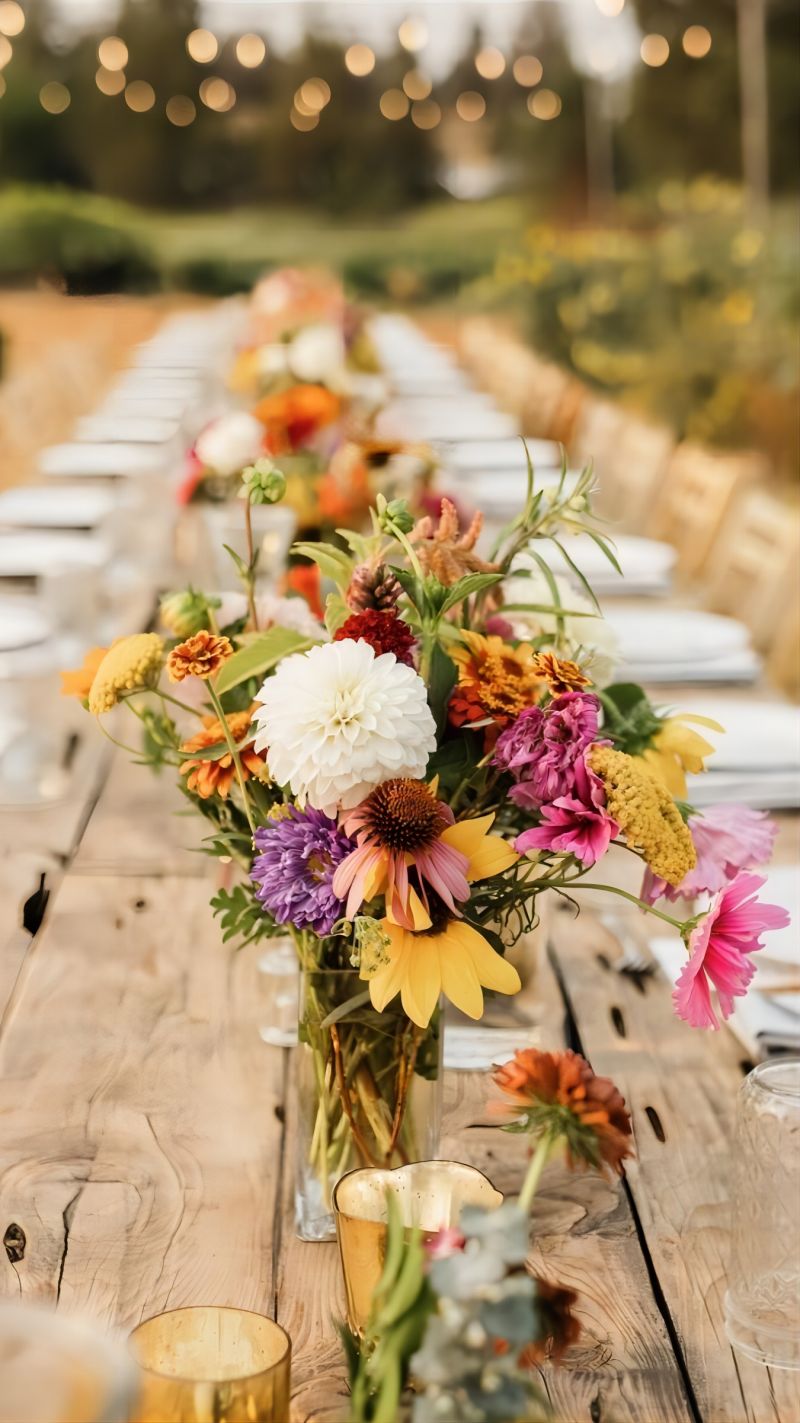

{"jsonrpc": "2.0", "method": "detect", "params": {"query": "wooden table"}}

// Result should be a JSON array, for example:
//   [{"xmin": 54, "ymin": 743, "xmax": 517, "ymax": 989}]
[{"xmin": 1, "ymin": 748, "xmax": 799, "ymax": 1423}]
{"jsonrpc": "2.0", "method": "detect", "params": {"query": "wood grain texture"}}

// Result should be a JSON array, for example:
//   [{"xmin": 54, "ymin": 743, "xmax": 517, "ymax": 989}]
[
  {"xmin": 72, "ymin": 752, "xmax": 209, "ymax": 878},
  {"xmin": 550, "ymin": 905, "xmax": 800, "ymax": 1423}
]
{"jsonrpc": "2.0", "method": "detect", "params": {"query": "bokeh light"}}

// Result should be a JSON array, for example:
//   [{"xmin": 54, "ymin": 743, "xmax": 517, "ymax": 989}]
[
  {"xmin": 0, "ymin": 2, "xmax": 24, "ymax": 36},
  {"xmin": 97, "ymin": 36, "xmax": 128, "ymax": 71},
  {"xmin": 125, "ymin": 80, "xmax": 155, "ymax": 112},
  {"xmin": 290, "ymin": 107, "xmax": 319, "ymax": 131},
  {"xmin": 683, "ymin": 26, "xmax": 712, "ymax": 59},
  {"xmin": 344, "ymin": 44, "xmax": 375, "ymax": 77},
  {"xmin": 594, "ymin": 0, "xmax": 625, "ymax": 14},
  {"xmin": 475, "ymin": 47, "xmax": 505, "ymax": 80},
  {"xmin": 398, "ymin": 18, "xmax": 428, "ymax": 53},
  {"xmin": 186, "ymin": 29, "xmax": 218, "ymax": 64},
  {"xmin": 380, "ymin": 88, "xmax": 409, "ymax": 121},
  {"xmin": 641, "ymin": 34, "xmax": 670, "ymax": 67},
  {"xmin": 512, "ymin": 55, "xmax": 543, "ymax": 88},
  {"xmin": 166, "ymin": 95, "xmax": 196, "ymax": 126},
  {"xmin": 411, "ymin": 99, "xmax": 441, "ymax": 130},
  {"xmin": 199, "ymin": 77, "xmax": 236, "ymax": 112},
  {"xmin": 235, "ymin": 34, "xmax": 266, "ymax": 68},
  {"xmin": 95, "ymin": 67, "xmax": 126, "ymax": 96},
  {"xmin": 298, "ymin": 78, "xmax": 331, "ymax": 113},
  {"xmin": 0, "ymin": 33, "xmax": 12, "ymax": 67},
  {"xmin": 402, "ymin": 69, "xmax": 432, "ymax": 101},
  {"xmin": 456, "ymin": 91, "xmax": 486, "ymax": 122},
  {"xmin": 39, "ymin": 81, "xmax": 70, "ymax": 114},
  {"xmin": 528, "ymin": 88, "xmax": 562, "ymax": 120}
]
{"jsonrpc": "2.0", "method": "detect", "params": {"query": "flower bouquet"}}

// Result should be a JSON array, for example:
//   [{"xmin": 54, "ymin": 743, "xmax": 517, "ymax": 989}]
[{"xmin": 64, "ymin": 444, "xmax": 789, "ymax": 1239}]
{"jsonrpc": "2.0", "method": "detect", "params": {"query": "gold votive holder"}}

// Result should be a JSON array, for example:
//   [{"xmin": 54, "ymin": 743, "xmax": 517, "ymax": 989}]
[
  {"xmin": 128, "ymin": 1306, "xmax": 291, "ymax": 1423},
  {"xmin": 333, "ymin": 1160, "xmax": 503, "ymax": 1335}
]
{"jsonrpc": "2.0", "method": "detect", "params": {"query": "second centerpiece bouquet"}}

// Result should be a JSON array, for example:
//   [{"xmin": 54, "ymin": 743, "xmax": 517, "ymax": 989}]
[{"xmin": 64, "ymin": 448, "xmax": 789, "ymax": 1239}]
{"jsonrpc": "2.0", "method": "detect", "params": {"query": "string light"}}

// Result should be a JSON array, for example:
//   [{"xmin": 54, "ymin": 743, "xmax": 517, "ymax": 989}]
[
  {"xmin": 186, "ymin": 29, "xmax": 218, "ymax": 64},
  {"xmin": 290, "ymin": 107, "xmax": 318, "ymax": 131},
  {"xmin": 39, "ymin": 81, "xmax": 70, "ymax": 114},
  {"xmin": 166, "ymin": 95, "xmax": 196, "ymax": 126},
  {"xmin": 235, "ymin": 34, "xmax": 266, "ymax": 68},
  {"xmin": 594, "ymin": 0, "xmax": 625, "ymax": 14},
  {"xmin": 345, "ymin": 44, "xmax": 375, "ymax": 76},
  {"xmin": 456, "ymin": 91, "xmax": 485, "ymax": 122},
  {"xmin": 528, "ymin": 88, "xmax": 561, "ymax": 120},
  {"xmin": 96, "ymin": 66, "xmax": 126, "ymax": 95},
  {"xmin": 402, "ymin": 69, "xmax": 432, "ymax": 101},
  {"xmin": 512, "ymin": 55, "xmax": 542, "ymax": 87},
  {"xmin": 380, "ymin": 88, "xmax": 409, "ymax": 120},
  {"xmin": 199, "ymin": 77, "xmax": 236, "ymax": 112},
  {"xmin": 0, "ymin": 33, "xmax": 11, "ymax": 67},
  {"xmin": 398, "ymin": 17, "xmax": 428, "ymax": 52},
  {"xmin": 411, "ymin": 98, "xmax": 441, "ymax": 129},
  {"xmin": 97, "ymin": 36, "xmax": 127, "ymax": 70},
  {"xmin": 683, "ymin": 25, "xmax": 712, "ymax": 58},
  {"xmin": 125, "ymin": 80, "xmax": 155, "ymax": 112},
  {"xmin": 475, "ymin": 47, "xmax": 505, "ymax": 80},
  {"xmin": 640, "ymin": 34, "xmax": 669, "ymax": 66},
  {"xmin": 0, "ymin": 2, "xmax": 24, "ymax": 36},
  {"xmin": 297, "ymin": 78, "xmax": 331, "ymax": 112}
]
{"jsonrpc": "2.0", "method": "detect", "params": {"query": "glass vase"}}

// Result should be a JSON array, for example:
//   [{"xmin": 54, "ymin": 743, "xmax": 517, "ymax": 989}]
[
  {"xmin": 295, "ymin": 965, "xmax": 443, "ymax": 1241},
  {"xmin": 724, "ymin": 1059, "xmax": 800, "ymax": 1370}
]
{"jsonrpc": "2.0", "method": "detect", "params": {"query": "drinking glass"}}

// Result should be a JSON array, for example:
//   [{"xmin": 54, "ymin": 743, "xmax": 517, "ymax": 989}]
[
  {"xmin": 129, "ymin": 1306, "xmax": 291, "ymax": 1422},
  {"xmin": 257, "ymin": 938, "xmax": 299, "ymax": 1047},
  {"xmin": 725, "ymin": 1059, "xmax": 800, "ymax": 1369}
]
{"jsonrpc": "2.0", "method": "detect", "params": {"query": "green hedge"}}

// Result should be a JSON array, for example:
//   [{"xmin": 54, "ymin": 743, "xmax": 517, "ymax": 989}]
[{"xmin": 0, "ymin": 187, "xmax": 160, "ymax": 293}]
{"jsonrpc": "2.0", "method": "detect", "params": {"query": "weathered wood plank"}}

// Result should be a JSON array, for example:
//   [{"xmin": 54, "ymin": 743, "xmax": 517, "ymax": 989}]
[
  {"xmin": 551, "ymin": 905, "xmax": 800, "ymax": 1423},
  {"xmin": 72, "ymin": 752, "xmax": 208, "ymax": 877},
  {"xmin": 0, "ymin": 876, "xmax": 284, "ymax": 1332}
]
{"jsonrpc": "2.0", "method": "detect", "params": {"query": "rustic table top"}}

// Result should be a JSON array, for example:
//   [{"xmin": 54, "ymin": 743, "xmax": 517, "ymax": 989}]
[{"xmin": 1, "ymin": 741, "xmax": 798, "ymax": 1423}]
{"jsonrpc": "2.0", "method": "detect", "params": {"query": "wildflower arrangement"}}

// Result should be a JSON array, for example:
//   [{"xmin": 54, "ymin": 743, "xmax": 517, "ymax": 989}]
[
  {"xmin": 64, "ymin": 442, "xmax": 790, "ymax": 1222},
  {"xmin": 344, "ymin": 1048, "xmax": 631, "ymax": 1423}
]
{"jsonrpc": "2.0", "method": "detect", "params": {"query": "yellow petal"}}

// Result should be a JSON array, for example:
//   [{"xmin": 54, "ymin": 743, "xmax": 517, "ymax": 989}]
[
  {"xmin": 439, "ymin": 935, "xmax": 484, "ymax": 1020},
  {"xmin": 364, "ymin": 924, "xmax": 407, "ymax": 1010},
  {"xmin": 453, "ymin": 921, "xmax": 521, "ymax": 997},
  {"xmin": 400, "ymin": 939, "xmax": 441, "ymax": 1028},
  {"xmin": 465, "ymin": 833, "xmax": 519, "ymax": 882},
  {"xmin": 640, "ymin": 747, "xmax": 687, "ymax": 799}
]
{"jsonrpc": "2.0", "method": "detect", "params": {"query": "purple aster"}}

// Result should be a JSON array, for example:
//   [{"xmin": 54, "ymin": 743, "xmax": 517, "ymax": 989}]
[
  {"xmin": 252, "ymin": 806, "xmax": 355, "ymax": 937},
  {"xmin": 493, "ymin": 692, "xmax": 600, "ymax": 809}
]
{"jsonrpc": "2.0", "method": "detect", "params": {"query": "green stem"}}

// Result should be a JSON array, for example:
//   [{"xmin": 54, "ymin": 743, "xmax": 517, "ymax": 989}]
[
  {"xmin": 517, "ymin": 1132, "xmax": 552, "ymax": 1214},
  {"xmin": 243, "ymin": 498, "xmax": 259, "ymax": 632},
  {"xmin": 551, "ymin": 879, "xmax": 687, "ymax": 931},
  {"xmin": 95, "ymin": 717, "xmax": 145, "ymax": 758},
  {"xmin": 153, "ymin": 688, "xmax": 206, "ymax": 720},
  {"xmin": 206, "ymin": 683, "xmax": 256, "ymax": 840}
]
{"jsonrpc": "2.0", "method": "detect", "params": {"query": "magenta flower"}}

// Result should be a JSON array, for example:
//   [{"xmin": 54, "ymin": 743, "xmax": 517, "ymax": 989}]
[
  {"xmin": 515, "ymin": 757, "xmax": 618, "ymax": 867},
  {"xmin": 494, "ymin": 692, "xmax": 600, "ymax": 809},
  {"xmin": 642, "ymin": 804, "xmax": 778, "ymax": 904},
  {"xmin": 674, "ymin": 872, "xmax": 790, "ymax": 1030}
]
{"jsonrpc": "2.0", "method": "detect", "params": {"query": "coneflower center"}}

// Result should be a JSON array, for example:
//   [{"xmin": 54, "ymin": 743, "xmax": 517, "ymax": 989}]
[{"xmin": 363, "ymin": 778, "xmax": 445, "ymax": 851}]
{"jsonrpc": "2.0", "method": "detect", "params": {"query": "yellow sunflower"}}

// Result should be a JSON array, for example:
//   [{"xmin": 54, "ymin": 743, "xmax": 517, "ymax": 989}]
[
  {"xmin": 636, "ymin": 713, "xmax": 723, "ymax": 798},
  {"xmin": 362, "ymin": 913, "xmax": 522, "ymax": 1029}
]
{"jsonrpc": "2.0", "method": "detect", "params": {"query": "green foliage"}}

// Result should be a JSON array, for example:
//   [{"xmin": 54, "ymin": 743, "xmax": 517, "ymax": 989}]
[
  {"xmin": 0, "ymin": 187, "xmax": 159, "ymax": 294},
  {"xmin": 211, "ymin": 881, "xmax": 275, "ymax": 950},
  {"xmin": 214, "ymin": 627, "xmax": 314, "ymax": 696},
  {"xmin": 598, "ymin": 683, "xmax": 664, "ymax": 756}
]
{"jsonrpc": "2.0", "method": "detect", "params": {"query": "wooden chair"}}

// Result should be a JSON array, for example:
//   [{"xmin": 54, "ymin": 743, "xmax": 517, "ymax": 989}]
[
  {"xmin": 600, "ymin": 415, "xmax": 675, "ymax": 531},
  {"xmin": 647, "ymin": 442, "xmax": 768, "ymax": 577},
  {"xmin": 706, "ymin": 488, "xmax": 800, "ymax": 651},
  {"xmin": 767, "ymin": 595, "xmax": 800, "ymax": 698}
]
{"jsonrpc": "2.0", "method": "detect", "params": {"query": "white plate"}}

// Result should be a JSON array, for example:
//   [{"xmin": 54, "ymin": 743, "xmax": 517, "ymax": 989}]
[
  {"xmin": 74, "ymin": 415, "xmax": 180, "ymax": 445},
  {"xmin": 608, "ymin": 608, "xmax": 752, "ymax": 666},
  {"xmin": 445, "ymin": 438, "xmax": 562, "ymax": 472},
  {"xmin": 546, "ymin": 535, "xmax": 676, "ymax": 587},
  {"xmin": 0, "ymin": 600, "xmax": 52, "ymax": 650},
  {"xmin": 0, "ymin": 485, "xmax": 114, "ymax": 530},
  {"xmin": 0, "ymin": 532, "xmax": 108, "ymax": 577},
  {"xmin": 680, "ymin": 697, "xmax": 800, "ymax": 772},
  {"xmin": 39, "ymin": 443, "xmax": 169, "ymax": 478}
]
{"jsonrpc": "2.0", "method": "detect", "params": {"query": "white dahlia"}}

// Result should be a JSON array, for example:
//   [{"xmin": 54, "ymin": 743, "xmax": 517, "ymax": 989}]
[
  {"xmin": 195, "ymin": 412, "xmax": 264, "ymax": 479},
  {"xmin": 253, "ymin": 639, "xmax": 436, "ymax": 816},
  {"xmin": 504, "ymin": 558, "xmax": 619, "ymax": 688}
]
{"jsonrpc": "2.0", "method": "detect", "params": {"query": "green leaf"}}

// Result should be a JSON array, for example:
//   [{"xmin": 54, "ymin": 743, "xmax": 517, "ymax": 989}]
[
  {"xmin": 390, "ymin": 564, "xmax": 426, "ymax": 613},
  {"xmin": 324, "ymin": 590, "xmax": 350, "ymax": 636},
  {"xmin": 547, "ymin": 536, "xmax": 601, "ymax": 612},
  {"xmin": 214, "ymin": 627, "xmax": 312, "ymax": 696},
  {"xmin": 584, "ymin": 528, "xmax": 623, "ymax": 576},
  {"xmin": 427, "ymin": 640, "xmax": 457, "ymax": 734},
  {"xmin": 292, "ymin": 541, "xmax": 352, "ymax": 589},
  {"xmin": 439, "ymin": 570, "xmax": 504, "ymax": 616}
]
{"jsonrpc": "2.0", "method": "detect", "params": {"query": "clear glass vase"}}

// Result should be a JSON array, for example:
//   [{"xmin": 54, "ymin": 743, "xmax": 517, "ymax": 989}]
[
  {"xmin": 724, "ymin": 1059, "xmax": 800, "ymax": 1370},
  {"xmin": 295, "ymin": 965, "xmax": 443, "ymax": 1241}
]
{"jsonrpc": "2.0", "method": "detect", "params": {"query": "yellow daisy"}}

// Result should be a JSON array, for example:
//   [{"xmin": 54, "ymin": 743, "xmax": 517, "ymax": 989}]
[{"xmin": 362, "ymin": 913, "xmax": 522, "ymax": 1029}]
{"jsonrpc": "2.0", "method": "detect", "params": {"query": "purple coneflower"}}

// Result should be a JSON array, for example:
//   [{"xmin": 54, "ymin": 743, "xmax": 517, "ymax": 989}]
[{"xmin": 251, "ymin": 806, "xmax": 355, "ymax": 937}]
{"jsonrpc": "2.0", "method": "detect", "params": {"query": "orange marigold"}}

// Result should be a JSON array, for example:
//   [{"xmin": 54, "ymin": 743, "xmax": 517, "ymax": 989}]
[
  {"xmin": 253, "ymin": 383, "xmax": 341, "ymax": 453},
  {"xmin": 60, "ymin": 644, "xmax": 110, "ymax": 702},
  {"xmin": 449, "ymin": 632, "xmax": 543, "ymax": 735},
  {"xmin": 492, "ymin": 1047, "xmax": 633, "ymax": 1176},
  {"xmin": 180, "ymin": 707, "xmax": 267, "ymax": 799},
  {"xmin": 167, "ymin": 630, "xmax": 233, "ymax": 683},
  {"xmin": 532, "ymin": 650, "xmax": 591, "ymax": 695}
]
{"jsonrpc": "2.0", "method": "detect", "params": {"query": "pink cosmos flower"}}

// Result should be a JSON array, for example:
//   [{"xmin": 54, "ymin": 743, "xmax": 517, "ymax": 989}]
[
  {"xmin": 515, "ymin": 756, "xmax": 618, "ymax": 867},
  {"xmin": 642, "ymin": 804, "xmax": 778, "ymax": 904},
  {"xmin": 674, "ymin": 872, "xmax": 790, "ymax": 1030}
]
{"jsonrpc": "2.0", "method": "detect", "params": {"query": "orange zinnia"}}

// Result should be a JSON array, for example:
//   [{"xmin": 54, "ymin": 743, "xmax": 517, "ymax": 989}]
[
  {"xmin": 167, "ymin": 631, "xmax": 233, "ymax": 683},
  {"xmin": 61, "ymin": 644, "xmax": 110, "ymax": 702},
  {"xmin": 253, "ymin": 383, "xmax": 341, "ymax": 452},
  {"xmin": 492, "ymin": 1047, "xmax": 633, "ymax": 1176},
  {"xmin": 449, "ymin": 632, "xmax": 543, "ymax": 737},
  {"xmin": 532, "ymin": 650, "xmax": 590, "ymax": 695},
  {"xmin": 180, "ymin": 707, "xmax": 267, "ymax": 799}
]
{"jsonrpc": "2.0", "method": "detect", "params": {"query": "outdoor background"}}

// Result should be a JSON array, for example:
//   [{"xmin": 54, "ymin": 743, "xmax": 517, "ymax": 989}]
[{"xmin": 0, "ymin": 0, "xmax": 797, "ymax": 476}]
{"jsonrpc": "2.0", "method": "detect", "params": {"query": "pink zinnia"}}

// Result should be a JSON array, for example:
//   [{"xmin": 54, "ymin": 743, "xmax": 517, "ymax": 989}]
[
  {"xmin": 515, "ymin": 756, "xmax": 618, "ymax": 867},
  {"xmin": 674, "ymin": 872, "xmax": 790, "ymax": 1030},
  {"xmin": 642, "ymin": 804, "xmax": 778, "ymax": 904},
  {"xmin": 494, "ymin": 692, "xmax": 600, "ymax": 809}
]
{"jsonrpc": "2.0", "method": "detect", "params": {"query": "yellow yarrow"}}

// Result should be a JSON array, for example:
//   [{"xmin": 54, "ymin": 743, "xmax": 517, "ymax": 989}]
[
  {"xmin": 88, "ymin": 633, "xmax": 164, "ymax": 715},
  {"xmin": 589, "ymin": 744, "xmax": 696, "ymax": 887}
]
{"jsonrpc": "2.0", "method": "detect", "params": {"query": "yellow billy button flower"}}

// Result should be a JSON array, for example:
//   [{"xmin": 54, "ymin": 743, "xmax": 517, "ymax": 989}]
[
  {"xmin": 636, "ymin": 712, "xmax": 723, "ymax": 799},
  {"xmin": 87, "ymin": 633, "xmax": 164, "ymax": 715},
  {"xmin": 588, "ymin": 744, "xmax": 696, "ymax": 887}
]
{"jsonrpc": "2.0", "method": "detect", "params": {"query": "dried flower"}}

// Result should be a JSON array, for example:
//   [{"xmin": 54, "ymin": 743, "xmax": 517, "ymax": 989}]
[
  {"xmin": 410, "ymin": 497, "xmax": 498, "ymax": 586},
  {"xmin": 333, "ymin": 608, "xmax": 417, "ymax": 666},
  {"xmin": 87, "ymin": 634, "xmax": 164, "ymax": 714},
  {"xmin": 492, "ymin": 1047, "xmax": 633, "ymax": 1176},
  {"xmin": 449, "ymin": 632, "xmax": 543, "ymax": 735},
  {"xmin": 588, "ymin": 744, "xmax": 696, "ymax": 887},
  {"xmin": 167, "ymin": 631, "xmax": 233, "ymax": 683},
  {"xmin": 179, "ymin": 707, "xmax": 267, "ymax": 799},
  {"xmin": 532, "ymin": 650, "xmax": 591, "ymax": 695},
  {"xmin": 346, "ymin": 562, "xmax": 402, "ymax": 613}
]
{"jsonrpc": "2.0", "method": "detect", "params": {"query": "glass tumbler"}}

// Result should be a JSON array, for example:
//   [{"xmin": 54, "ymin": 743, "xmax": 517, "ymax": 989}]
[{"xmin": 725, "ymin": 1059, "xmax": 800, "ymax": 1369}]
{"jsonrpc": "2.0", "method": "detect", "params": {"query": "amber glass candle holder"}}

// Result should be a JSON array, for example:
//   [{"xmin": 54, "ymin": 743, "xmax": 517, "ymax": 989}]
[
  {"xmin": 333, "ymin": 1160, "xmax": 503, "ymax": 1335},
  {"xmin": 129, "ymin": 1306, "xmax": 291, "ymax": 1422}
]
